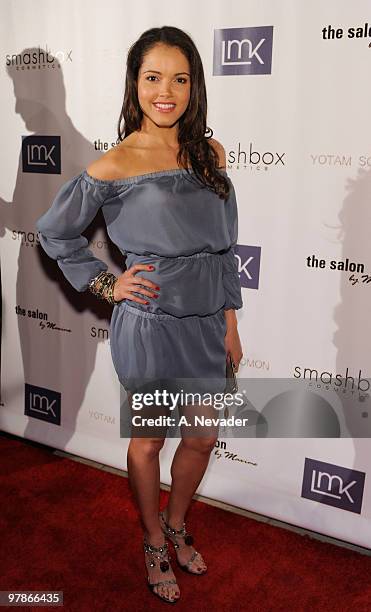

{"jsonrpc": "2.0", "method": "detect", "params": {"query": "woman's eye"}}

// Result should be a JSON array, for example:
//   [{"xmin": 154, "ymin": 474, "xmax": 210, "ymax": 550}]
[{"xmin": 145, "ymin": 76, "xmax": 188, "ymax": 84}]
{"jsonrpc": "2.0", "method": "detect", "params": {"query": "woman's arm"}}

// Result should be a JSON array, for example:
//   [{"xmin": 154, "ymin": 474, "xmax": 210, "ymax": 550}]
[
  {"xmin": 36, "ymin": 172, "xmax": 111, "ymax": 293},
  {"xmin": 209, "ymin": 139, "xmax": 244, "ymax": 371}
]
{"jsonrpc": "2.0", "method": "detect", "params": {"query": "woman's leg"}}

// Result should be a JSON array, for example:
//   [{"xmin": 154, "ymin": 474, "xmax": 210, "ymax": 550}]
[
  {"xmin": 127, "ymin": 436, "xmax": 166, "ymax": 542},
  {"xmin": 162, "ymin": 400, "xmax": 219, "ymax": 572},
  {"xmin": 126, "ymin": 392, "xmax": 180, "ymax": 600}
]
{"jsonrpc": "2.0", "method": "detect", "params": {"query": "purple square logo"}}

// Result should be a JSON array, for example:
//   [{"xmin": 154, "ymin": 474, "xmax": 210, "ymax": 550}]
[
  {"xmin": 301, "ymin": 458, "xmax": 365, "ymax": 514},
  {"xmin": 25, "ymin": 383, "xmax": 61, "ymax": 426},
  {"xmin": 235, "ymin": 245, "xmax": 261, "ymax": 290},
  {"xmin": 22, "ymin": 135, "xmax": 61, "ymax": 174},
  {"xmin": 213, "ymin": 26, "xmax": 274, "ymax": 76}
]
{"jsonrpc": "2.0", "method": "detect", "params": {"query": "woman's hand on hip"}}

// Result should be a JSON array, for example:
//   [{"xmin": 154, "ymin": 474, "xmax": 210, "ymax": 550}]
[{"xmin": 113, "ymin": 264, "xmax": 160, "ymax": 304}]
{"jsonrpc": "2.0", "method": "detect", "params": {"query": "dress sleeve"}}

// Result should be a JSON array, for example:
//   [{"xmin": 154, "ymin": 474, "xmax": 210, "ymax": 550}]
[
  {"xmin": 221, "ymin": 177, "xmax": 243, "ymax": 310},
  {"xmin": 35, "ymin": 172, "xmax": 110, "ymax": 292}
]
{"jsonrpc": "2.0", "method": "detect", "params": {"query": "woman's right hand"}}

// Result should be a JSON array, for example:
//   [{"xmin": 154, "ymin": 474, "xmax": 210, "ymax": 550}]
[{"xmin": 113, "ymin": 264, "xmax": 160, "ymax": 305}]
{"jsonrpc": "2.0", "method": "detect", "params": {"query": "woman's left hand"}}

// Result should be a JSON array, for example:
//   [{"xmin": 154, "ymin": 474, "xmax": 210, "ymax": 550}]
[{"xmin": 224, "ymin": 324, "xmax": 243, "ymax": 372}]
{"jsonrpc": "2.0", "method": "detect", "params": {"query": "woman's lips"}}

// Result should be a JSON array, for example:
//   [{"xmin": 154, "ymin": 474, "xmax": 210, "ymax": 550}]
[{"xmin": 153, "ymin": 103, "xmax": 176, "ymax": 113}]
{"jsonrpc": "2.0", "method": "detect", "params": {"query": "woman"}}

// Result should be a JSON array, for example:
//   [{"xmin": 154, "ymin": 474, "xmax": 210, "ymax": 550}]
[{"xmin": 36, "ymin": 26, "xmax": 243, "ymax": 603}]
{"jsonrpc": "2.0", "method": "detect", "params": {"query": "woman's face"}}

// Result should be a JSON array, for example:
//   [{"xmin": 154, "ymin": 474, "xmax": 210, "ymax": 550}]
[{"xmin": 137, "ymin": 43, "xmax": 191, "ymax": 131}]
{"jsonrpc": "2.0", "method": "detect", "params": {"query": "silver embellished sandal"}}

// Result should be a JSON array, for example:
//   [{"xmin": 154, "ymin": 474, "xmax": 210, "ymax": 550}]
[
  {"xmin": 159, "ymin": 510, "xmax": 207, "ymax": 575},
  {"xmin": 143, "ymin": 536, "xmax": 180, "ymax": 603}
]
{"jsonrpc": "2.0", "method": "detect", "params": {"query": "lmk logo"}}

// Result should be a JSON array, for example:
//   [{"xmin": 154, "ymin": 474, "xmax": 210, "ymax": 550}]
[
  {"xmin": 235, "ymin": 245, "xmax": 261, "ymax": 290},
  {"xmin": 213, "ymin": 26, "xmax": 274, "ymax": 76},
  {"xmin": 25, "ymin": 383, "xmax": 61, "ymax": 425},
  {"xmin": 301, "ymin": 458, "xmax": 365, "ymax": 514},
  {"xmin": 22, "ymin": 135, "xmax": 61, "ymax": 174}
]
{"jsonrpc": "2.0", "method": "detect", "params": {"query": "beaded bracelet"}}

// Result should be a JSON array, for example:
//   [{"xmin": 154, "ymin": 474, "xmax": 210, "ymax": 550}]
[
  {"xmin": 88, "ymin": 271, "xmax": 120, "ymax": 306},
  {"xmin": 89, "ymin": 271, "xmax": 117, "ymax": 305}
]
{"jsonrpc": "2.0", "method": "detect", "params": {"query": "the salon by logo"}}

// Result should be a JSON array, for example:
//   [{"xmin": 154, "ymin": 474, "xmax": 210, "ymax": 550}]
[
  {"xmin": 15, "ymin": 303, "xmax": 72, "ymax": 334},
  {"xmin": 214, "ymin": 440, "xmax": 257, "ymax": 466},
  {"xmin": 213, "ymin": 26, "xmax": 274, "ymax": 76},
  {"xmin": 25, "ymin": 383, "xmax": 61, "ymax": 425},
  {"xmin": 301, "ymin": 458, "xmax": 365, "ymax": 514},
  {"xmin": 5, "ymin": 45, "xmax": 72, "ymax": 69},
  {"xmin": 235, "ymin": 245, "xmax": 261, "ymax": 290},
  {"xmin": 22, "ymin": 135, "xmax": 61, "ymax": 174}
]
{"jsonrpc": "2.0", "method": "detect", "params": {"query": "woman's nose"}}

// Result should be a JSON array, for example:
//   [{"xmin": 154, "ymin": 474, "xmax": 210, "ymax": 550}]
[{"xmin": 158, "ymin": 81, "xmax": 172, "ymax": 95}]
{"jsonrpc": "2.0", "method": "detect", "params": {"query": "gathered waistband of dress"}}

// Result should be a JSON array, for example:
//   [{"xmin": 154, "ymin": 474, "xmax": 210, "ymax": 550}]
[
  {"xmin": 127, "ymin": 251, "xmax": 224, "ymax": 261},
  {"xmin": 119, "ymin": 301, "xmax": 225, "ymax": 321}
]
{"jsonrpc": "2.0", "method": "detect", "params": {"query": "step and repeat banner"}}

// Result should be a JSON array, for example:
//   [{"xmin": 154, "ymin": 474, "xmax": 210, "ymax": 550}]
[{"xmin": 1, "ymin": 0, "xmax": 370, "ymax": 548}]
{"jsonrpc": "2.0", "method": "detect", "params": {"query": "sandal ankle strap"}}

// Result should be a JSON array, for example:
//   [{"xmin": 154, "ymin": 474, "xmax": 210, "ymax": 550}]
[
  {"xmin": 143, "ymin": 538, "xmax": 169, "ymax": 554},
  {"xmin": 143, "ymin": 537, "xmax": 171, "ymax": 572},
  {"xmin": 160, "ymin": 512, "xmax": 194, "ymax": 546},
  {"xmin": 164, "ymin": 521, "xmax": 186, "ymax": 537}
]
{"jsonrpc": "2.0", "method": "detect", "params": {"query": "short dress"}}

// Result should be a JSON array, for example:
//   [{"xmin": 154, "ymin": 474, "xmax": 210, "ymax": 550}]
[{"xmin": 35, "ymin": 167, "xmax": 243, "ymax": 397}]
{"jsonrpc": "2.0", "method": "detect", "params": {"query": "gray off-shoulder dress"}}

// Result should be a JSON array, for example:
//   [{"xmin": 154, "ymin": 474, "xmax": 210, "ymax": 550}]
[{"xmin": 36, "ymin": 167, "xmax": 243, "ymax": 396}]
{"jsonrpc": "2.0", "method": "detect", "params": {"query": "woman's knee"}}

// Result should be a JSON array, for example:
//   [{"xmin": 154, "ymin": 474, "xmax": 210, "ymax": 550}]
[
  {"xmin": 181, "ymin": 435, "xmax": 218, "ymax": 454},
  {"xmin": 129, "ymin": 437, "xmax": 166, "ymax": 459}
]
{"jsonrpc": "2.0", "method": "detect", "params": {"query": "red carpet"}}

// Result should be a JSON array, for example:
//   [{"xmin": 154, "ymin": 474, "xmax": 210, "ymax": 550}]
[{"xmin": 1, "ymin": 433, "xmax": 371, "ymax": 612}]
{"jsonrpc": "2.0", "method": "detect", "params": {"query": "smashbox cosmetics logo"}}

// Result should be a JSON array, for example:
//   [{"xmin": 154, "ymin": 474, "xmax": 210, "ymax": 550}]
[
  {"xmin": 22, "ymin": 135, "xmax": 61, "ymax": 174},
  {"xmin": 229, "ymin": 142, "xmax": 286, "ymax": 169},
  {"xmin": 301, "ymin": 458, "xmax": 365, "ymax": 514},
  {"xmin": 213, "ymin": 26, "xmax": 274, "ymax": 75},
  {"xmin": 235, "ymin": 245, "xmax": 261, "ymax": 290},
  {"xmin": 6, "ymin": 45, "xmax": 72, "ymax": 69}
]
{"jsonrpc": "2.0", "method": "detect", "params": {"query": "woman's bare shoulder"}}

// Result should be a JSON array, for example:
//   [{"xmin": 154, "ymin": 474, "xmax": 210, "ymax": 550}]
[{"xmin": 86, "ymin": 139, "xmax": 138, "ymax": 181}]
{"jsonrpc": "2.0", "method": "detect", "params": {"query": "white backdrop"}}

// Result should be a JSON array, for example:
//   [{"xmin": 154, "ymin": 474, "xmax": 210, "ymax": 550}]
[{"xmin": 1, "ymin": 0, "xmax": 371, "ymax": 549}]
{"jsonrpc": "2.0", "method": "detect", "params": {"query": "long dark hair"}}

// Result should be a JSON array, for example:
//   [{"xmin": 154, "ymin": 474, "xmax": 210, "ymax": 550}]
[{"xmin": 116, "ymin": 25, "xmax": 230, "ymax": 199}]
